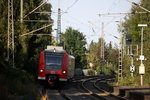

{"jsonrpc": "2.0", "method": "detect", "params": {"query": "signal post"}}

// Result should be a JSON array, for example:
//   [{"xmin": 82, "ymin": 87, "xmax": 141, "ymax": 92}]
[{"xmin": 138, "ymin": 24, "xmax": 147, "ymax": 86}]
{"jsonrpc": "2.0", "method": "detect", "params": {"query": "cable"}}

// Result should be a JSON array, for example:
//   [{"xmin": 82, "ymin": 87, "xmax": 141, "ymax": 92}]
[
  {"xmin": 65, "ymin": 13, "xmax": 87, "ymax": 26},
  {"xmin": 61, "ymin": 13, "xmax": 100, "ymax": 37},
  {"xmin": 88, "ymin": 21, "xmax": 100, "ymax": 34},
  {"xmin": 65, "ymin": 0, "xmax": 79, "ymax": 12},
  {"xmin": 107, "ymin": 0, "xmax": 120, "ymax": 13},
  {"xmin": 24, "ymin": 0, "xmax": 48, "ymax": 18},
  {"xmin": 19, "ymin": 24, "xmax": 52, "ymax": 37},
  {"xmin": 105, "ymin": 15, "xmax": 123, "ymax": 27}
]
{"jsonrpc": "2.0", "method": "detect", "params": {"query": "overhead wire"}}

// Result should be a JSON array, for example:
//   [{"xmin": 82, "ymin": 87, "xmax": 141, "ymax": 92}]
[
  {"xmin": 61, "ymin": 13, "xmax": 101, "ymax": 38},
  {"xmin": 51, "ymin": 0, "xmax": 79, "ymax": 28},
  {"xmin": 64, "ymin": 13, "xmax": 87, "ymax": 27},
  {"xmin": 65, "ymin": 0, "xmax": 79, "ymax": 12},
  {"xmin": 24, "ymin": 0, "xmax": 48, "ymax": 18},
  {"xmin": 107, "ymin": 0, "xmax": 120, "ymax": 13},
  {"xmin": 60, "ymin": 0, "xmax": 101, "ymax": 38},
  {"xmin": 88, "ymin": 21, "xmax": 100, "ymax": 34},
  {"xmin": 97, "ymin": 0, "xmax": 128, "ymax": 45},
  {"xmin": 105, "ymin": 15, "xmax": 124, "ymax": 27}
]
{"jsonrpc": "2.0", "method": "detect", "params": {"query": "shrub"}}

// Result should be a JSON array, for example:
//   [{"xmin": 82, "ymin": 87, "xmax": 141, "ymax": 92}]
[
  {"xmin": 0, "ymin": 66, "xmax": 40, "ymax": 100},
  {"xmin": 87, "ymin": 69, "xmax": 95, "ymax": 76}
]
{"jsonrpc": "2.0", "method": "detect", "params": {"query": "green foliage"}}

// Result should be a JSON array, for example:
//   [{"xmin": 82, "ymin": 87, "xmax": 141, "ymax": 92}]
[
  {"xmin": 87, "ymin": 41, "xmax": 99, "ymax": 69},
  {"xmin": 96, "ymin": 63, "xmax": 115, "ymax": 75},
  {"xmin": 120, "ymin": 0, "xmax": 150, "ymax": 86},
  {"xmin": 87, "ymin": 70, "xmax": 95, "ymax": 76},
  {"xmin": 0, "ymin": 67, "xmax": 40, "ymax": 100},
  {"xmin": 61, "ymin": 27, "xmax": 87, "ymax": 69},
  {"xmin": 0, "ymin": 0, "xmax": 52, "ymax": 99},
  {"xmin": 0, "ymin": 0, "xmax": 53, "ymax": 77},
  {"xmin": 87, "ymin": 39, "xmax": 118, "ymax": 75}
]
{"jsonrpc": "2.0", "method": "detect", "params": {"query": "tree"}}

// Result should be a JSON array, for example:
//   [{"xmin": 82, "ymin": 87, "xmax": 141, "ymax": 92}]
[
  {"xmin": 0, "ymin": 0, "xmax": 53, "ymax": 98},
  {"xmin": 87, "ymin": 41, "xmax": 99, "ymax": 69},
  {"xmin": 22, "ymin": 1, "xmax": 53, "ymax": 75},
  {"xmin": 87, "ymin": 39, "xmax": 118, "ymax": 74},
  {"xmin": 61, "ymin": 27, "xmax": 87, "ymax": 69},
  {"xmin": 0, "ymin": 0, "xmax": 53, "ymax": 76},
  {"xmin": 121, "ymin": 0, "xmax": 150, "ymax": 85}
]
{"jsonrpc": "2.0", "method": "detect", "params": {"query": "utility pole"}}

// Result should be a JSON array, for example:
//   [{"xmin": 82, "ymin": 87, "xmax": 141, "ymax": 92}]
[
  {"xmin": 138, "ymin": 24, "xmax": 147, "ymax": 86},
  {"xmin": 118, "ymin": 35, "xmax": 123, "ymax": 82},
  {"xmin": 115, "ymin": 20, "xmax": 123, "ymax": 82},
  {"xmin": 20, "ymin": 0, "xmax": 23, "ymax": 23},
  {"xmin": 100, "ymin": 22, "xmax": 105, "ymax": 73},
  {"xmin": 127, "ymin": 0, "xmax": 150, "ymax": 13},
  {"xmin": 129, "ymin": 45, "xmax": 134, "ymax": 77},
  {"xmin": 56, "ymin": 8, "xmax": 61, "ymax": 44},
  {"xmin": 8, "ymin": 0, "xmax": 15, "ymax": 68},
  {"xmin": 100, "ymin": 22, "xmax": 104, "ymax": 61},
  {"xmin": 98, "ymin": 12, "xmax": 147, "ymax": 16}
]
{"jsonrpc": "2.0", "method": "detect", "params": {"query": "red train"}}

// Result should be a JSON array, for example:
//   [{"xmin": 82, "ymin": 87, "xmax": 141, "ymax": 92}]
[{"xmin": 38, "ymin": 46, "xmax": 75, "ymax": 86}]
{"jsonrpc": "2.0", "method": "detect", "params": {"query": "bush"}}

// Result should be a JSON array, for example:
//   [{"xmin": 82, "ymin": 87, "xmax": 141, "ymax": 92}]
[
  {"xmin": 87, "ymin": 69, "xmax": 95, "ymax": 76},
  {"xmin": 96, "ymin": 63, "xmax": 115, "ymax": 75},
  {"xmin": 0, "ymin": 66, "xmax": 40, "ymax": 100},
  {"xmin": 117, "ymin": 73, "xmax": 140, "ymax": 86}
]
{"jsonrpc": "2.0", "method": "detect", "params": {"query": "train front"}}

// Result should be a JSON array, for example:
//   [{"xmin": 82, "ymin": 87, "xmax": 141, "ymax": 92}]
[{"xmin": 38, "ymin": 46, "xmax": 68, "ymax": 86}]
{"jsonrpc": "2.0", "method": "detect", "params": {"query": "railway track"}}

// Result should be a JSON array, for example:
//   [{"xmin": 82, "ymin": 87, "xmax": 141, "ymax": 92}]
[
  {"xmin": 81, "ymin": 77, "xmax": 126, "ymax": 100},
  {"xmin": 39, "ymin": 83, "xmax": 73, "ymax": 100},
  {"xmin": 81, "ymin": 77, "xmax": 106, "ymax": 100},
  {"xmin": 40, "ymin": 75, "xmax": 127, "ymax": 100},
  {"xmin": 58, "ymin": 89, "xmax": 72, "ymax": 100}
]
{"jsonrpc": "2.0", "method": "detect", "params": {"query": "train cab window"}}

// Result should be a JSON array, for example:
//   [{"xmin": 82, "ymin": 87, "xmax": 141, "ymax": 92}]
[{"xmin": 44, "ymin": 52, "xmax": 64, "ymax": 71}]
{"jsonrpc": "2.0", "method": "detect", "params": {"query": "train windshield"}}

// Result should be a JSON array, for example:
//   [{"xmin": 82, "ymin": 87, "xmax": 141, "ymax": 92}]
[{"xmin": 45, "ymin": 52, "xmax": 64, "ymax": 71}]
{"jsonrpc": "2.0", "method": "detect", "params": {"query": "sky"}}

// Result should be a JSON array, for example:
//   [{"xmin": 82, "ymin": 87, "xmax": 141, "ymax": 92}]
[{"xmin": 48, "ymin": 0, "xmax": 140, "ymax": 47}]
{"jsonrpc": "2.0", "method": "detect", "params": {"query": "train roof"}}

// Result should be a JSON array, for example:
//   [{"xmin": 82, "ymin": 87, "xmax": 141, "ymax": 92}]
[
  {"xmin": 45, "ymin": 46, "xmax": 65, "ymax": 52},
  {"xmin": 69, "ymin": 55, "xmax": 75, "ymax": 59},
  {"xmin": 45, "ymin": 46, "xmax": 75, "ymax": 58}
]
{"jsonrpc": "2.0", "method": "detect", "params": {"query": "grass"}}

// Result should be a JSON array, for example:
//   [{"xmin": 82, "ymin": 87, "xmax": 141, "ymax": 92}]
[{"xmin": 0, "ymin": 66, "xmax": 41, "ymax": 100}]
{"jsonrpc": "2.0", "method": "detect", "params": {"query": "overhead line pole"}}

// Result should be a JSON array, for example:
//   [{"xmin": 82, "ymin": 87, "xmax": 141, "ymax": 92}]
[
  {"xmin": 8, "ymin": 0, "xmax": 15, "ymax": 68},
  {"xmin": 56, "ymin": 8, "xmax": 61, "ymax": 44},
  {"xmin": 34, "ymin": 11, "xmax": 52, "ymax": 14},
  {"xmin": 101, "ymin": 22, "xmax": 105, "ymax": 61},
  {"xmin": 23, "ymin": 20, "xmax": 52, "ymax": 23},
  {"xmin": 20, "ymin": 0, "xmax": 23, "ymax": 23},
  {"xmin": 19, "ymin": 24, "xmax": 52, "ymax": 37},
  {"xmin": 27, "ymin": 34, "xmax": 52, "ymax": 36},
  {"xmin": 100, "ymin": 22, "xmax": 105, "ymax": 73},
  {"xmin": 23, "ymin": 0, "xmax": 48, "ymax": 18},
  {"xmin": 127, "ymin": 0, "xmax": 150, "ymax": 13},
  {"xmin": 98, "ymin": 12, "xmax": 147, "ymax": 16}
]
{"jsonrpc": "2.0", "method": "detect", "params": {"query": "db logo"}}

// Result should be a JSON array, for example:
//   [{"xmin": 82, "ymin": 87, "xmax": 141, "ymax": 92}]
[{"xmin": 51, "ymin": 71, "xmax": 56, "ymax": 74}]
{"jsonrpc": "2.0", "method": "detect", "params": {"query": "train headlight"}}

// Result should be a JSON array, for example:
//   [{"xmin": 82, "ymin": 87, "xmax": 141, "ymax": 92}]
[
  {"xmin": 62, "ymin": 71, "xmax": 66, "ymax": 74},
  {"xmin": 40, "ymin": 69, "xmax": 44, "ymax": 72}
]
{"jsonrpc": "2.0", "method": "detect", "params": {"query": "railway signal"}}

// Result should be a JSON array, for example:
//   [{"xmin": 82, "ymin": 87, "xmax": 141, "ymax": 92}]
[
  {"xmin": 130, "ymin": 65, "xmax": 135, "ymax": 73},
  {"xmin": 126, "ymin": 34, "xmax": 132, "ymax": 45},
  {"xmin": 126, "ymin": 44, "xmax": 138, "ymax": 77}
]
